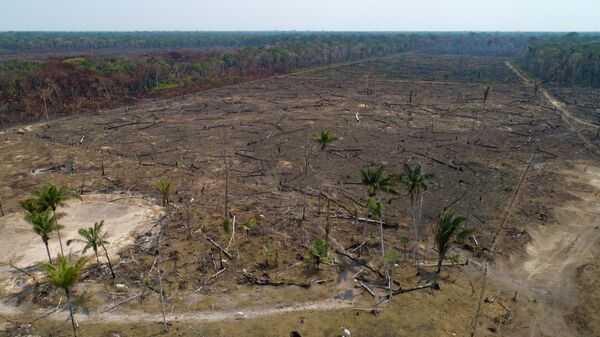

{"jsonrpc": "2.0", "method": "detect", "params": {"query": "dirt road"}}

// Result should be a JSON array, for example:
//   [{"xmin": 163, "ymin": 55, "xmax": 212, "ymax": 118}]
[
  {"xmin": 489, "ymin": 61, "xmax": 600, "ymax": 336},
  {"xmin": 490, "ymin": 163, "xmax": 600, "ymax": 336},
  {"xmin": 0, "ymin": 298, "xmax": 352, "ymax": 325}
]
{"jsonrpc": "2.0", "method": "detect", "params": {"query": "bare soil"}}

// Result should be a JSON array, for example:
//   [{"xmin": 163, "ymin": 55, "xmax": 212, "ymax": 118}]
[{"xmin": 0, "ymin": 52, "xmax": 599, "ymax": 337}]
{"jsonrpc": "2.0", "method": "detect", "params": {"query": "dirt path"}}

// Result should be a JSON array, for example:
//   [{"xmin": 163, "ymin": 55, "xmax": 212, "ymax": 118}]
[
  {"xmin": 0, "ymin": 298, "xmax": 353, "ymax": 325},
  {"xmin": 491, "ymin": 164, "xmax": 600, "ymax": 336},
  {"xmin": 476, "ymin": 62, "xmax": 600, "ymax": 336},
  {"xmin": 505, "ymin": 61, "xmax": 600, "ymax": 156}
]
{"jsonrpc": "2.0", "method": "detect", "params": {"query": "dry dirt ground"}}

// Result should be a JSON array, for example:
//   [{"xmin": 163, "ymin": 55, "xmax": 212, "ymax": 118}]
[
  {"xmin": 0, "ymin": 52, "xmax": 598, "ymax": 336},
  {"xmin": 0, "ymin": 195, "xmax": 163, "ymax": 269}
]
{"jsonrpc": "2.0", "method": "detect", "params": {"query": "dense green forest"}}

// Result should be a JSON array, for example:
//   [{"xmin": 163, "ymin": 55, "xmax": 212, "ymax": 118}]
[
  {"xmin": 0, "ymin": 31, "xmax": 532, "ymax": 55},
  {"xmin": 518, "ymin": 33, "xmax": 600, "ymax": 87}
]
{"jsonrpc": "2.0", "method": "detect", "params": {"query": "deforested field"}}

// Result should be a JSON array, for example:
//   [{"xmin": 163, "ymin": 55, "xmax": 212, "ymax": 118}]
[{"xmin": 1, "ymin": 52, "xmax": 599, "ymax": 337}]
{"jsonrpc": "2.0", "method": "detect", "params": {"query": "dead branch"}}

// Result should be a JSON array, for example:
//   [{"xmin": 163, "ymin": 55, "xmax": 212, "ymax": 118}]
[
  {"xmin": 358, "ymin": 281, "xmax": 376, "ymax": 297},
  {"xmin": 100, "ymin": 293, "xmax": 142, "ymax": 313},
  {"xmin": 204, "ymin": 234, "xmax": 233, "ymax": 259},
  {"xmin": 240, "ymin": 270, "xmax": 311, "ymax": 288}
]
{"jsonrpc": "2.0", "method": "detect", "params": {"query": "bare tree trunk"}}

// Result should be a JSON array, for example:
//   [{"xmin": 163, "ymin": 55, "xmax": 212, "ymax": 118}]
[
  {"xmin": 302, "ymin": 145, "xmax": 310, "ymax": 221},
  {"xmin": 66, "ymin": 288, "xmax": 77, "ymax": 337},
  {"xmin": 0, "ymin": 196, "xmax": 4, "ymax": 216},
  {"xmin": 325, "ymin": 198, "xmax": 331, "ymax": 241},
  {"xmin": 156, "ymin": 236, "xmax": 168, "ymax": 332},
  {"xmin": 226, "ymin": 216, "xmax": 236, "ymax": 249},
  {"xmin": 379, "ymin": 218, "xmax": 385, "ymax": 273},
  {"xmin": 42, "ymin": 94, "xmax": 49, "ymax": 125},
  {"xmin": 436, "ymin": 253, "xmax": 444, "ymax": 273},
  {"xmin": 223, "ymin": 135, "xmax": 229, "ymax": 218}
]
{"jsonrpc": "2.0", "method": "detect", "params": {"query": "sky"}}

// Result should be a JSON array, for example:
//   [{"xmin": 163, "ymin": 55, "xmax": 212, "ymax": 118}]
[{"xmin": 1, "ymin": 0, "xmax": 599, "ymax": 32}]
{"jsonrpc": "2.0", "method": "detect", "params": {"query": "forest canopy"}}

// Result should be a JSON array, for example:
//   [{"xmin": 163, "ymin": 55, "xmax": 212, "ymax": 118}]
[{"xmin": 517, "ymin": 32, "xmax": 600, "ymax": 87}]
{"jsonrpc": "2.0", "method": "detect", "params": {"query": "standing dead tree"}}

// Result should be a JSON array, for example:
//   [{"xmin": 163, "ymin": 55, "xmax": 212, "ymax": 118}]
[
  {"xmin": 302, "ymin": 138, "xmax": 314, "ymax": 221},
  {"xmin": 482, "ymin": 86, "xmax": 491, "ymax": 111},
  {"xmin": 156, "ymin": 233, "xmax": 168, "ymax": 332},
  {"xmin": 0, "ymin": 196, "xmax": 4, "ymax": 217}
]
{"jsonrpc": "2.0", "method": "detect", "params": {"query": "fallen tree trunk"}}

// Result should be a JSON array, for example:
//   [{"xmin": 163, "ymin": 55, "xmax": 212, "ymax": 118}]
[{"xmin": 241, "ymin": 270, "xmax": 311, "ymax": 288}]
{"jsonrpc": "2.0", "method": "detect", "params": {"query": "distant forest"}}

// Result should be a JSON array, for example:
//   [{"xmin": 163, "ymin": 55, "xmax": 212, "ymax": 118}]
[
  {"xmin": 0, "ymin": 31, "xmax": 597, "ymax": 124},
  {"xmin": 0, "ymin": 32, "xmax": 533, "ymax": 55},
  {"xmin": 517, "ymin": 33, "xmax": 600, "ymax": 87}
]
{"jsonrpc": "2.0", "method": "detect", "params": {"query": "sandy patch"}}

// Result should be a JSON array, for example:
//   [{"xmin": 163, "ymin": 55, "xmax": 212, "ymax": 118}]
[{"xmin": 0, "ymin": 194, "xmax": 163, "ymax": 268}]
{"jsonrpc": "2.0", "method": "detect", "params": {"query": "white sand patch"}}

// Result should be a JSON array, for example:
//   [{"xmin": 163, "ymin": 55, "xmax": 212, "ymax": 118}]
[{"xmin": 0, "ymin": 194, "xmax": 163, "ymax": 268}]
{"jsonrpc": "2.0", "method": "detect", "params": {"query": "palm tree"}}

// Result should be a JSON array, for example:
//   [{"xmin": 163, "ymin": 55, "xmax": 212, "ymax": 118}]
[
  {"xmin": 313, "ymin": 128, "xmax": 338, "ymax": 150},
  {"xmin": 19, "ymin": 198, "xmax": 44, "ymax": 214},
  {"xmin": 41, "ymin": 255, "xmax": 88, "ymax": 337},
  {"xmin": 66, "ymin": 220, "xmax": 115, "ymax": 279},
  {"xmin": 154, "ymin": 179, "xmax": 172, "ymax": 207},
  {"xmin": 367, "ymin": 197, "xmax": 386, "ymax": 273},
  {"xmin": 360, "ymin": 164, "xmax": 397, "ymax": 197},
  {"xmin": 33, "ymin": 182, "xmax": 80, "ymax": 256},
  {"xmin": 399, "ymin": 163, "xmax": 433, "ymax": 273},
  {"xmin": 309, "ymin": 238, "xmax": 329, "ymax": 269},
  {"xmin": 26, "ymin": 210, "xmax": 62, "ymax": 263},
  {"xmin": 434, "ymin": 210, "xmax": 475, "ymax": 273}
]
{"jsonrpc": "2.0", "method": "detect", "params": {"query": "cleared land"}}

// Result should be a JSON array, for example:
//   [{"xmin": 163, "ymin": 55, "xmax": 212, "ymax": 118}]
[{"xmin": 0, "ymin": 52, "xmax": 599, "ymax": 337}]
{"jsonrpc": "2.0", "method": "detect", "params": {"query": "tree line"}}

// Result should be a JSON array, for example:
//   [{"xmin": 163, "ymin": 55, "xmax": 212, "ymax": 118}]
[
  {"xmin": 517, "ymin": 32, "xmax": 600, "ymax": 87},
  {"xmin": 1, "ymin": 32, "xmax": 533, "ymax": 124},
  {"xmin": 0, "ymin": 31, "xmax": 532, "ymax": 55}
]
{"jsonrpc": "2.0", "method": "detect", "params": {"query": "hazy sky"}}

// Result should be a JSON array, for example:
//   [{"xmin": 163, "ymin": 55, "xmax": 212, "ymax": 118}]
[{"xmin": 1, "ymin": 0, "xmax": 599, "ymax": 32}]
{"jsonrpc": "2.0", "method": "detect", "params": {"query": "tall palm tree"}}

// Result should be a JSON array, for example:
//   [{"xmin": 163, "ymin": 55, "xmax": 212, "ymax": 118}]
[
  {"xmin": 360, "ymin": 164, "xmax": 397, "ymax": 197},
  {"xmin": 313, "ymin": 128, "xmax": 338, "ymax": 150},
  {"xmin": 399, "ymin": 163, "xmax": 433, "ymax": 273},
  {"xmin": 33, "ymin": 183, "xmax": 80, "ymax": 256},
  {"xmin": 154, "ymin": 179, "xmax": 172, "ymax": 207},
  {"xmin": 367, "ymin": 197, "xmax": 386, "ymax": 274},
  {"xmin": 67, "ymin": 220, "xmax": 115, "ymax": 279},
  {"xmin": 434, "ymin": 209, "xmax": 475, "ymax": 273},
  {"xmin": 41, "ymin": 255, "xmax": 88, "ymax": 337},
  {"xmin": 26, "ymin": 210, "xmax": 62, "ymax": 263}
]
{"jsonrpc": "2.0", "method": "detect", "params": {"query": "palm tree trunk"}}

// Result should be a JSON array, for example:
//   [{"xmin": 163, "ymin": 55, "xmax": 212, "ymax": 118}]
[
  {"xmin": 436, "ymin": 253, "xmax": 444, "ymax": 273},
  {"xmin": 56, "ymin": 228, "xmax": 65, "ymax": 257},
  {"xmin": 52, "ymin": 209, "xmax": 65, "ymax": 256},
  {"xmin": 66, "ymin": 288, "xmax": 77, "ymax": 337},
  {"xmin": 379, "ymin": 218, "xmax": 385, "ymax": 275},
  {"xmin": 94, "ymin": 250, "xmax": 100, "ymax": 265},
  {"xmin": 44, "ymin": 240, "xmax": 53, "ymax": 264},
  {"xmin": 101, "ymin": 243, "xmax": 116, "ymax": 279},
  {"xmin": 410, "ymin": 194, "xmax": 420, "ymax": 273}
]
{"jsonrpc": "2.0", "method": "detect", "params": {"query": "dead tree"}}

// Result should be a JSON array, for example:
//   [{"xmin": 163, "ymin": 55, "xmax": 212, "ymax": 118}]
[
  {"xmin": 302, "ymin": 140, "xmax": 313, "ymax": 221},
  {"xmin": 0, "ymin": 196, "xmax": 4, "ymax": 217},
  {"xmin": 482, "ymin": 86, "xmax": 491, "ymax": 111},
  {"xmin": 222, "ymin": 133, "xmax": 229, "ymax": 218},
  {"xmin": 156, "ymin": 234, "xmax": 168, "ymax": 332}
]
